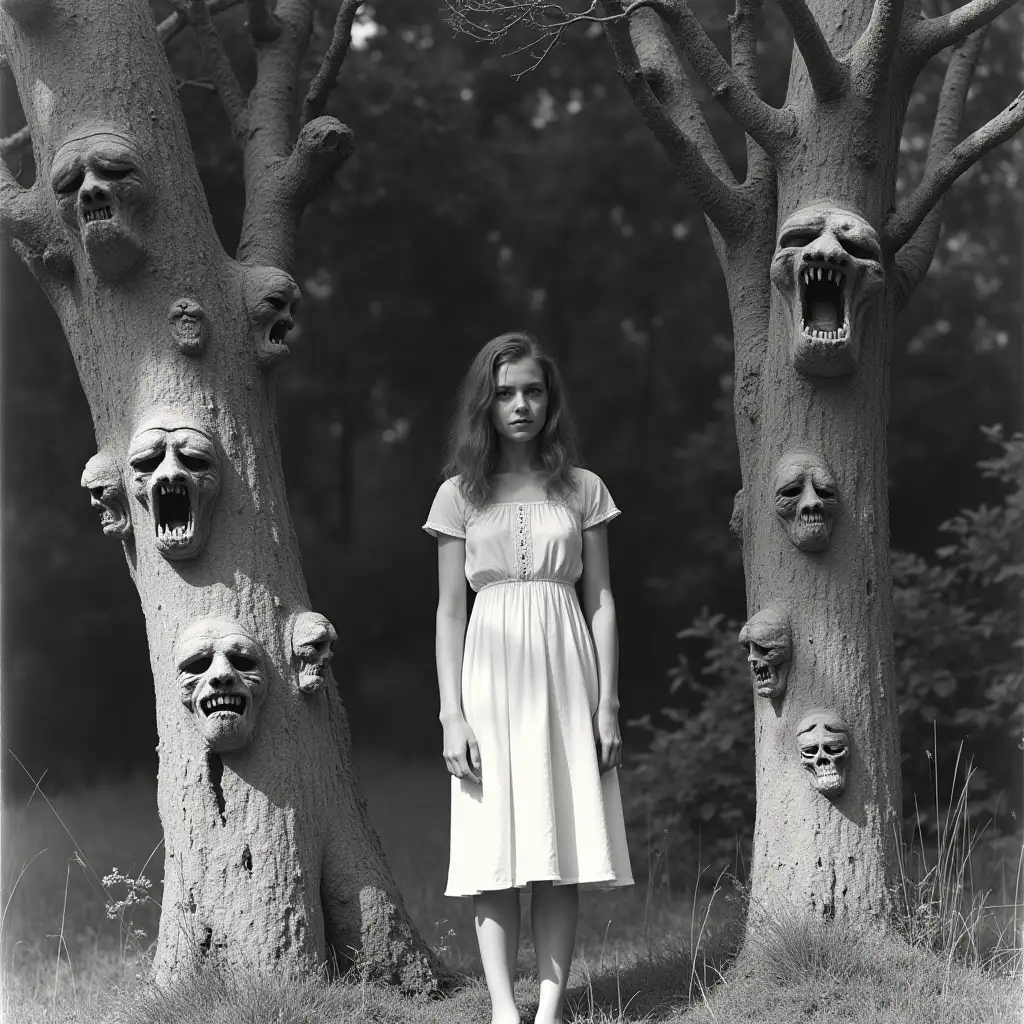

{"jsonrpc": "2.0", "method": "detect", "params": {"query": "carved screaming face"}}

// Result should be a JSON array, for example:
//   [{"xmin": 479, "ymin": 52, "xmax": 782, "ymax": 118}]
[
  {"xmin": 774, "ymin": 451, "xmax": 839, "ymax": 553},
  {"xmin": 292, "ymin": 611, "xmax": 338, "ymax": 694},
  {"xmin": 126, "ymin": 412, "xmax": 220, "ymax": 561},
  {"xmin": 168, "ymin": 298, "xmax": 208, "ymax": 356},
  {"xmin": 796, "ymin": 709, "xmax": 850, "ymax": 798},
  {"xmin": 244, "ymin": 267, "xmax": 300, "ymax": 369},
  {"xmin": 176, "ymin": 619, "xmax": 268, "ymax": 753},
  {"xmin": 80, "ymin": 451, "xmax": 131, "ymax": 538},
  {"xmin": 770, "ymin": 201, "xmax": 885, "ymax": 377},
  {"xmin": 738, "ymin": 607, "xmax": 791, "ymax": 699},
  {"xmin": 50, "ymin": 129, "xmax": 150, "ymax": 278}
]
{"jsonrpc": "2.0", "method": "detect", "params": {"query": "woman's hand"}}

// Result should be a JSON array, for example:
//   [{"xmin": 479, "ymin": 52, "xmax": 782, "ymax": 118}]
[
  {"xmin": 442, "ymin": 715, "xmax": 481, "ymax": 784},
  {"xmin": 593, "ymin": 703, "xmax": 622, "ymax": 773}
]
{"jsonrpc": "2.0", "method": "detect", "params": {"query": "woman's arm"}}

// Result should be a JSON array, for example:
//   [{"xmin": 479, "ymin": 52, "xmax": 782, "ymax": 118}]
[
  {"xmin": 580, "ymin": 523, "xmax": 622, "ymax": 771},
  {"xmin": 436, "ymin": 535, "xmax": 480, "ymax": 782}
]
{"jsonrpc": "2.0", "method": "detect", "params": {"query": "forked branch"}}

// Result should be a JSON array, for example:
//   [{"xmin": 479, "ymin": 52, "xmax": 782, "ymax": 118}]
[
  {"xmin": 885, "ymin": 86, "xmax": 1024, "ymax": 253},
  {"xmin": 247, "ymin": 0, "xmax": 283, "ymax": 42},
  {"xmin": 908, "ymin": 0, "xmax": 1019, "ymax": 58},
  {"xmin": 302, "ymin": 0, "xmax": 363, "ymax": 127},
  {"xmin": 728, "ymin": 0, "xmax": 772, "ymax": 185},
  {"xmin": 157, "ymin": 0, "xmax": 244, "ymax": 45},
  {"xmin": 188, "ymin": 0, "xmax": 250, "ymax": 140},
  {"xmin": 775, "ymin": 0, "xmax": 846, "ymax": 99},
  {"xmin": 851, "ymin": 0, "xmax": 908, "ymax": 100}
]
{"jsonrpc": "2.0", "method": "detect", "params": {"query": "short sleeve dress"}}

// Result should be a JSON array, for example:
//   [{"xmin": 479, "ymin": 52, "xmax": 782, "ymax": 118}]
[{"xmin": 423, "ymin": 468, "xmax": 634, "ymax": 897}]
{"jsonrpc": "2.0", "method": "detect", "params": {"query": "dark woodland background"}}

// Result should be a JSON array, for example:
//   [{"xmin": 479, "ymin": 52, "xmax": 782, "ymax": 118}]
[{"xmin": 1, "ymin": 2, "xmax": 1020, "ymax": 853}]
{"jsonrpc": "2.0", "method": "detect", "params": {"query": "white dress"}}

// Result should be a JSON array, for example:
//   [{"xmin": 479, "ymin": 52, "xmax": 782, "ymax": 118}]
[{"xmin": 424, "ymin": 468, "xmax": 634, "ymax": 897}]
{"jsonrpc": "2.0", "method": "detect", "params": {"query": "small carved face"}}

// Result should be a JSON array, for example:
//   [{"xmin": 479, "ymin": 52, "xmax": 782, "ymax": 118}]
[
  {"xmin": 774, "ymin": 451, "xmax": 839, "ymax": 553},
  {"xmin": 50, "ymin": 130, "xmax": 150, "ymax": 277},
  {"xmin": 292, "ymin": 611, "xmax": 338, "ymax": 694},
  {"xmin": 796, "ymin": 709, "xmax": 850, "ymax": 798},
  {"xmin": 80, "ymin": 451, "xmax": 131, "ymax": 538},
  {"xmin": 176, "ymin": 619, "xmax": 268, "ymax": 753},
  {"xmin": 126, "ymin": 412, "xmax": 220, "ymax": 561},
  {"xmin": 770, "ymin": 201, "xmax": 884, "ymax": 377},
  {"xmin": 168, "ymin": 298, "xmax": 207, "ymax": 356},
  {"xmin": 244, "ymin": 267, "xmax": 300, "ymax": 369},
  {"xmin": 738, "ymin": 607, "xmax": 791, "ymax": 699}
]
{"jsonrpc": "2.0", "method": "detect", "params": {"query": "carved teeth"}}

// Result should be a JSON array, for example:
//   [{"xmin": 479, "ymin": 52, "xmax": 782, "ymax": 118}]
[
  {"xmin": 82, "ymin": 206, "xmax": 113, "ymax": 224},
  {"xmin": 200, "ymin": 693, "xmax": 245, "ymax": 715}
]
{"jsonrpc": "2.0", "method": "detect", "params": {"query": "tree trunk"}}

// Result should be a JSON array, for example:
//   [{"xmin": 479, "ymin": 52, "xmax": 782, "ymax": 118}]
[{"xmin": 0, "ymin": 0, "xmax": 443, "ymax": 988}]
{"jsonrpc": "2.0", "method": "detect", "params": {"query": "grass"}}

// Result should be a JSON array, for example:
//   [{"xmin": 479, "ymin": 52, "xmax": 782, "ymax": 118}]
[{"xmin": 2, "ymin": 747, "xmax": 1020, "ymax": 1023}]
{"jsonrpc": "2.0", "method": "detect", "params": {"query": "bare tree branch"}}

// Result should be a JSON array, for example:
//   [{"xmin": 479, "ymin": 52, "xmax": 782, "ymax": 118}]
[
  {"xmin": 188, "ymin": 0, "xmax": 250, "ymax": 140},
  {"xmin": 885, "ymin": 85, "xmax": 1024, "ymax": 252},
  {"xmin": 0, "ymin": 123, "xmax": 31, "ymax": 157},
  {"xmin": 908, "ymin": 0, "xmax": 1019, "ymax": 58},
  {"xmin": 301, "ymin": 0, "xmax": 363, "ymax": 128},
  {"xmin": 851, "ymin": 0, "xmax": 908, "ymax": 100},
  {"xmin": 157, "ymin": 0, "xmax": 244, "ymax": 46},
  {"xmin": 893, "ymin": 27, "xmax": 988, "ymax": 301},
  {"xmin": 776, "ymin": 0, "xmax": 846, "ymax": 99},
  {"xmin": 247, "ymin": 0, "xmax": 283, "ymax": 42},
  {"xmin": 728, "ymin": 0, "xmax": 772, "ymax": 186},
  {"xmin": 637, "ymin": 0, "xmax": 796, "ymax": 159},
  {"xmin": 601, "ymin": 3, "xmax": 749, "ymax": 234}
]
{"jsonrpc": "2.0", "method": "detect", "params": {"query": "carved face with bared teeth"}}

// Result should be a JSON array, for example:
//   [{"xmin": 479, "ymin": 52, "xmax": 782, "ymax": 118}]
[
  {"xmin": 738, "ymin": 606, "xmax": 791, "ymax": 699},
  {"xmin": 243, "ymin": 267, "xmax": 301, "ymax": 369},
  {"xmin": 49, "ymin": 129, "xmax": 150, "ymax": 277},
  {"xmin": 773, "ymin": 450, "xmax": 840, "ymax": 553},
  {"xmin": 291, "ymin": 610, "xmax": 338, "ymax": 694},
  {"xmin": 770, "ymin": 201, "xmax": 885, "ymax": 377},
  {"xmin": 126, "ymin": 411, "xmax": 220, "ymax": 561},
  {"xmin": 176, "ymin": 619, "xmax": 267, "ymax": 753}
]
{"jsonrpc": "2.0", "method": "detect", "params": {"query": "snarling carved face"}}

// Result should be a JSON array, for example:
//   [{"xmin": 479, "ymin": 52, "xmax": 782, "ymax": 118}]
[
  {"xmin": 168, "ymin": 298, "xmax": 207, "ymax": 356},
  {"xmin": 80, "ymin": 450, "xmax": 131, "ymax": 538},
  {"xmin": 50, "ymin": 130, "xmax": 150, "ymax": 278},
  {"xmin": 244, "ymin": 267, "xmax": 300, "ymax": 369},
  {"xmin": 796, "ymin": 709, "xmax": 850, "ymax": 798},
  {"xmin": 770, "ymin": 201, "xmax": 884, "ymax": 377},
  {"xmin": 292, "ymin": 611, "xmax": 338, "ymax": 694},
  {"xmin": 176, "ymin": 619, "xmax": 268, "ymax": 753},
  {"xmin": 738, "ymin": 607, "xmax": 791, "ymax": 699},
  {"xmin": 774, "ymin": 451, "xmax": 839, "ymax": 553},
  {"xmin": 126, "ymin": 412, "xmax": 220, "ymax": 561}
]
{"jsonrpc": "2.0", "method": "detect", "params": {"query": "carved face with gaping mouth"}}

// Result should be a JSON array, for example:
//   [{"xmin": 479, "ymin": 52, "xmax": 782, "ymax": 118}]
[
  {"xmin": 738, "ymin": 606, "xmax": 791, "ymax": 699},
  {"xmin": 50, "ymin": 129, "xmax": 150, "ymax": 278},
  {"xmin": 770, "ymin": 201, "xmax": 884, "ymax": 378},
  {"xmin": 80, "ymin": 450, "xmax": 132, "ymax": 538},
  {"xmin": 244, "ymin": 267, "xmax": 300, "ymax": 369},
  {"xmin": 177, "ymin": 619, "xmax": 267, "ymax": 753},
  {"xmin": 126, "ymin": 412, "xmax": 220, "ymax": 561}
]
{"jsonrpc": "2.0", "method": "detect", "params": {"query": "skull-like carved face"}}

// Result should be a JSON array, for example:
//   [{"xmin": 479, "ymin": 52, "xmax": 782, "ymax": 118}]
[
  {"xmin": 126, "ymin": 412, "xmax": 220, "ymax": 561},
  {"xmin": 168, "ymin": 298, "xmax": 207, "ymax": 356},
  {"xmin": 774, "ymin": 451, "xmax": 839, "ymax": 553},
  {"xmin": 770, "ymin": 201, "xmax": 884, "ymax": 377},
  {"xmin": 738, "ymin": 607, "xmax": 791, "ymax": 699},
  {"xmin": 796, "ymin": 709, "xmax": 850, "ymax": 798},
  {"xmin": 80, "ymin": 450, "xmax": 131, "ymax": 538},
  {"xmin": 292, "ymin": 611, "xmax": 338, "ymax": 694},
  {"xmin": 176, "ymin": 619, "xmax": 268, "ymax": 753},
  {"xmin": 244, "ymin": 267, "xmax": 300, "ymax": 369},
  {"xmin": 50, "ymin": 129, "xmax": 150, "ymax": 278}
]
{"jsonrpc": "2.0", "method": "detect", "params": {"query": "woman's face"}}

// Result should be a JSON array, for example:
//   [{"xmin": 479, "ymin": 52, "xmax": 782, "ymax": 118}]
[{"xmin": 491, "ymin": 357, "xmax": 548, "ymax": 446}]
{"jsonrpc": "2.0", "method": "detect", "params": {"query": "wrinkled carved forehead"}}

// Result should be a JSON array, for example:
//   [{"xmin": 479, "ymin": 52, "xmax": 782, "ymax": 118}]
[
  {"xmin": 796, "ymin": 709, "xmax": 848, "ymax": 738},
  {"xmin": 81, "ymin": 451, "xmax": 120, "ymax": 488},
  {"xmin": 774, "ymin": 451, "xmax": 834, "ymax": 489},
  {"xmin": 53, "ymin": 130, "xmax": 143, "ymax": 168},
  {"xmin": 739, "ymin": 607, "xmax": 789, "ymax": 647},
  {"xmin": 129, "ymin": 409, "xmax": 215, "ymax": 446},
  {"xmin": 244, "ymin": 267, "xmax": 300, "ymax": 302},
  {"xmin": 777, "ymin": 200, "xmax": 877, "ymax": 241},
  {"xmin": 293, "ymin": 612, "xmax": 337, "ymax": 647},
  {"xmin": 177, "ymin": 620, "xmax": 261, "ymax": 661}
]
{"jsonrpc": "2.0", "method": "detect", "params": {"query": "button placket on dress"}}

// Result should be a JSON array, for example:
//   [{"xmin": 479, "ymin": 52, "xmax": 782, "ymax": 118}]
[{"xmin": 514, "ymin": 503, "xmax": 533, "ymax": 581}]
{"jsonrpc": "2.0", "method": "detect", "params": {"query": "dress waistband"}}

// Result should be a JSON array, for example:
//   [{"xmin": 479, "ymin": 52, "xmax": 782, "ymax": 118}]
[{"xmin": 476, "ymin": 578, "xmax": 576, "ymax": 592}]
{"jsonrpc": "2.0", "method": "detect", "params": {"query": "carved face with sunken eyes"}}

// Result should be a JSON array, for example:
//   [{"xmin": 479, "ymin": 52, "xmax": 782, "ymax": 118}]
[
  {"xmin": 126, "ymin": 412, "xmax": 220, "ymax": 561},
  {"xmin": 770, "ymin": 201, "xmax": 885, "ymax": 378},
  {"xmin": 774, "ymin": 451, "xmax": 840, "ymax": 552},
  {"xmin": 49, "ymin": 130, "xmax": 150, "ymax": 277}
]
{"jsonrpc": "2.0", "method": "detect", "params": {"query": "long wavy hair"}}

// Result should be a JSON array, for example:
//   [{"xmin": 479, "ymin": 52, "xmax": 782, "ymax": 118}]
[{"xmin": 443, "ymin": 332, "xmax": 580, "ymax": 507}]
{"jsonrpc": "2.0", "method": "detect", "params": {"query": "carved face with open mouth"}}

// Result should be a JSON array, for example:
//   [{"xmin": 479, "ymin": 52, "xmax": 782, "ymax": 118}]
[
  {"xmin": 770, "ymin": 201, "xmax": 884, "ymax": 377},
  {"xmin": 244, "ymin": 267, "xmax": 300, "ymax": 369},
  {"xmin": 80, "ymin": 450, "xmax": 132, "ymax": 538},
  {"xmin": 176, "ymin": 619, "xmax": 267, "ymax": 753},
  {"xmin": 292, "ymin": 610, "xmax": 338, "ymax": 694},
  {"xmin": 126, "ymin": 412, "xmax": 220, "ymax": 561},
  {"xmin": 738, "ymin": 606, "xmax": 791, "ymax": 699},
  {"xmin": 773, "ymin": 451, "xmax": 840, "ymax": 553},
  {"xmin": 50, "ymin": 129, "xmax": 150, "ymax": 278}
]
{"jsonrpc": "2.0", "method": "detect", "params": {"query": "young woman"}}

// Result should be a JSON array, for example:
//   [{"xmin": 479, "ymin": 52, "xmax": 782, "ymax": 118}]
[{"xmin": 423, "ymin": 332, "xmax": 633, "ymax": 1024}]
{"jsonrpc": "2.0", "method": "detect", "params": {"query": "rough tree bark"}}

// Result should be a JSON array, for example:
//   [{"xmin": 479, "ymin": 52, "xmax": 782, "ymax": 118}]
[
  {"xmin": 448, "ymin": 0, "xmax": 1024, "ymax": 928},
  {"xmin": 0, "ymin": 0, "xmax": 445, "ymax": 988}
]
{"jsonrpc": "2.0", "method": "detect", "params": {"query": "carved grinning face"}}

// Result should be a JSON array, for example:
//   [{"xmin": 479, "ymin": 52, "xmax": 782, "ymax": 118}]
[
  {"xmin": 126, "ymin": 413, "xmax": 220, "ymax": 561},
  {"xmin": 774, "ymin": 451, "xmax": 839, "ymax": 553},
  {"xmin": 796, "ymin": 709, "xmax": 850, "ymax": 798},
  {"xmin": 738, "ymin": 607, "xmax": 791, "ymax": 699},
  {"xmin": 176, "ymin": 619, "xmax": 267, "ymax": 753},
  {"xmin": 244, "ymin": 268, "xmax": 300, "ymax": 369},
  {"xmin": 770, "ymin": 201, "xmax": 884, "ymax": 377},
  {"xmin": 292, "ymin": 611, "xmax": 338, "ymax": 694},
  {"xmin": 80, "ymin": 451, "xmax": 131, "ymax": 538},
  {"xmin": 50, "ymin": 130, "xmax": 150, "ymax": 277}
]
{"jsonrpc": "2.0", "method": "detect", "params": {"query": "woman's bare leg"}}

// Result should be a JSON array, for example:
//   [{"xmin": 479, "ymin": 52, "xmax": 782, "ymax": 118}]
[
  {"xmin": 474, "ymin": 888, "xmax": 522, "ymax": 1024},
  {"xmin": 531, "ymin": 882, "xmax": 578, "ymax": 1024}
]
